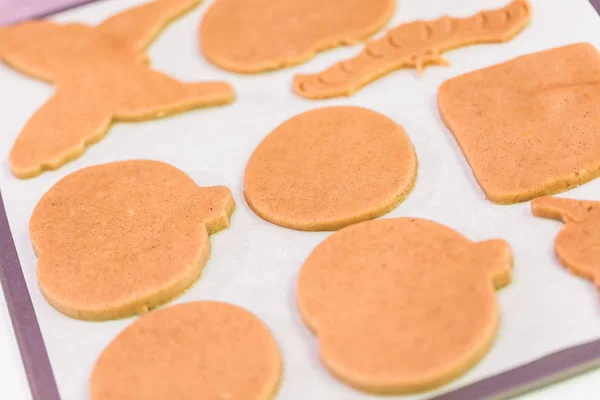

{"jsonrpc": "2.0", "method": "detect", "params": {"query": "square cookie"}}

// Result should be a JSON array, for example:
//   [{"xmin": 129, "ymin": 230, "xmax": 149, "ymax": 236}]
[{"xmin": 438, "ymin": 43, "xmax": 600, "ymax": 204}]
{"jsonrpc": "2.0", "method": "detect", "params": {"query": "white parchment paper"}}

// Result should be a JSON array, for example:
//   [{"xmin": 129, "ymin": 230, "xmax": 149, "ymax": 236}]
[{"xmin": 2, "ymin": 0, "xmax": 600, "ymax": 398}]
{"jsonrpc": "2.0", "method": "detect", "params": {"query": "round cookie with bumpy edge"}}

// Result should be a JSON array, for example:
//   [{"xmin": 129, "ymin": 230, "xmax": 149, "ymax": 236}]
[
  {"xmin": 199, "ymin": 0, "xmax": 395, "ymax": 73},
  {"xmin": 244, "ymin": 106, "xmax": 417, "ymax": 231},
  {"xmin": 90, "ymin": 301, "xmax": 282, "ymax": 400},
  {"xmin": 297, "ymin": 217, "xmax": 512, "ymax": 393},
  {"xmin": 30, "ymin": 160, "xmax": 235, "ymax": 321}
]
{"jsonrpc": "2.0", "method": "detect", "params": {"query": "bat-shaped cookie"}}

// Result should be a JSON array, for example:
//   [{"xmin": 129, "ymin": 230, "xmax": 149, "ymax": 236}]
[
  {"xmin": 294, "ymin": 0, "xmax": 531, "ymax": 99},
  {"xmin": 30, "ymin": 160, "xmax": 235, "ymax": 320},
  {"xmin": 0, "ymin": 0, "xmax": 234, "ymax": 178}
]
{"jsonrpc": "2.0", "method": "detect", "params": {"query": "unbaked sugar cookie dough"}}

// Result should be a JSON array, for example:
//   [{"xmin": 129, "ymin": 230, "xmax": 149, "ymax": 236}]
[
  {"xmin": 297, "ymin": 217, "xmax": 512, "ymax": 393},
  {"xmin": 295, "ymin": 0, "xmax": 531, "ymax": 99},
  {"xmin": 244, "ymin": 106, "xmax": 417, "ymax": 231},
  {"xmin": 439, "ymin": 43, "xmax": 600, "ymax": 204},
  {"xmin": 199, "ymin": 0, "xmax": 395, "ymax": 73},
  {"xmin": 0, "ymin": 0, "xmax": 234, "ymax": 178},
  {"xmin": 532, "ymin": 196, "xmax": 600, "ymax": 288},
  {"xmin": 90, "ymin": 301, "xmax": 281, "ymax": 400},
  {"xmin": 30, "ymin": 160, "xmax": 235, "ymax": 320}
]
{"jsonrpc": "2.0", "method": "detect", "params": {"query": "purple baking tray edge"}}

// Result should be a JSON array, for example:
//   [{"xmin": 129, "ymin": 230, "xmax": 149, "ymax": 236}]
[
  {"xmin": 428, "ymin": 338, "xmax": 600, "ymax": 400},
  {"xmin": 0, "ymin": 0, "xmax": 599, "ymax": 399},
  {"xmin": 0, "ymin": 0, "xmax": 102, "ymax": 26},
  {"xmin": 0, "ymin": 191, "xmax": 60, "ymax": 400}
]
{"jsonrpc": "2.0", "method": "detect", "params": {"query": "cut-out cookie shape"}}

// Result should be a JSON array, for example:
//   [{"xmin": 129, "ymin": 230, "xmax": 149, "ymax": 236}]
[
  {"xmin": 439, "ymin": 43, "xmax": 600, "ymax": 204},
  {"xmin": 294, "ymin": 0, "xmax": 530, "ymax": 99},
  {"xmin": 90, "ymin": 301, "xmax": 282, "ymax": 400},
  {"xmin": 532, "ymin": 196, "xmax": 600, "ymax": 286},
  {"xmin": 244, "ymin": 106, "xmax": 417, "ymax": 231},
  {"xmin": 199, "ymin": 0, "xmax": 395, "ymax": 73},
  {"xmin": 0, "ymin": 0, "xmax": 235, "ymax": 179},
  {"xmin": 297, "ymin": 218, "xmax": 512, "ymax": 393},
  {"xmin": 30, "ymin": 160, "xmax": 235, "ymax": 320}
]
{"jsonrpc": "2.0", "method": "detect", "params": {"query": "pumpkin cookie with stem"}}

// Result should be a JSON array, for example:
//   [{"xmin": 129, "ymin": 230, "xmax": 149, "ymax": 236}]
[
  {"xmin": 30, "ymin": 160, "xmax": 235, "ymax": 321},
  {"xmin": 294, "ymin": 0, "xmax": 531, "ymax": 99},
  {"xmin": 0, "ymin": 0, "xmax": 235, "ymax": 179},
  {"xmin": 297, "ymin": 217, "xmax": 512, "ymax": 393}
]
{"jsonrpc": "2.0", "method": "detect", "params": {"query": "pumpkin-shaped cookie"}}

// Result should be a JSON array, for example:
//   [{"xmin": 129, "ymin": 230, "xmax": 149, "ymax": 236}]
[
  {"xmin": 297, "ymin": 217, "xmax": 512, "ymax": 393},
  {"xmin": 30, "ymin": 160, "xmax": 235, "ymax": 320}
]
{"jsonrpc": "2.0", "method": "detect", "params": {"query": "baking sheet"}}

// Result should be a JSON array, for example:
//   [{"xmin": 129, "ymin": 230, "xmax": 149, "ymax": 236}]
[
  {"xmin": 2, "ymin": 0, "xmax": 600, "ymax": 398},
  {"xmin": 0, "ymin": 0, "xmax": 102, "ymax": 25}
]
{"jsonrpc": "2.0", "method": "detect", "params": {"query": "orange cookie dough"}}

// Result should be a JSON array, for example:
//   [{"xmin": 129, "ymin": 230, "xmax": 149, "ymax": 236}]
[
  {"xmin": 439, "ymin": 43, "xmax": 600, "ymax": 204},
  {"xmin": 244, "ymin": 106, "xmax": 417, "ymax": 231},
  {"xmin": 294, "ymin": 0, "xmax": 531, "ymax": 99},
  {"xmin": 532, "ymin": 196, "xmax": 600, "ymax": 287},
  {"xmin": 90, "ymin": 301, "xmax": 282, "ymax": 400},
  {"xmin": 0, "ymin": 0, "xmax": 234, "ymax": 179},
  {"xmin": 30, "ymin": 160, "xmax": 235, "ymax": 321},
  {"xmin": 199, "ymin": 0, "xmax": 395, "ymax": 73},
  {"xmin": 297, "ymin": 218, "xmax": 512, "ymax": 393}
]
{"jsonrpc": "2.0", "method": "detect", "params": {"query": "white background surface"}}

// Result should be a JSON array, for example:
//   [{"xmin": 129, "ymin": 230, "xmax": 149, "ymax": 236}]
[{"xmin": 2, "ymin": 0, "xmax": 600, "ymax": 398}]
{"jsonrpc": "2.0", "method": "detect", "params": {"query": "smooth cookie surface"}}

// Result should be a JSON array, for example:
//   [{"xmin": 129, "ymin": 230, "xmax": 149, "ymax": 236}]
[
  {"xmin": 244, "ymin": 106, "xmax": 417, "ymax": 231},
  {"xmin": 199, "ymin": 0, "xmax": 395, "ymax": 73},
  {"xmin": 297, "ymin": 217, "xmax": 512, "ymax": 393},
  {"xmin": 439, "ymin": 42, "xmax": 600, "ymax": 204},
  {"xmin": 90, "ymin": 301, "xmax": 281, "ymax": 400},
  {"xmin": 30, "ymin": 160, "xmax": 235, "ymax": 320}
]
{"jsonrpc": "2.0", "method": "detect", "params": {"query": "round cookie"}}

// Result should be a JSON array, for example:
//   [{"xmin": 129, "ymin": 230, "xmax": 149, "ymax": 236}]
[
  {"xmin": 30, "ymin": 160, "xmax": 235, "ymax": 320},
  {"xmin": 244, "ymin": 106, "xmax": 417, "ymax": 231},
  {"xmin": 199, "ymin": 0, "xmax": 395, "ymax": 73},
  {"xmin": 90, "ymin": 301, "xmax": 282, "ymax": 400},
  {"xmin": 297, "ymin": 217, "xmax": 512, "ymax": 393}
]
